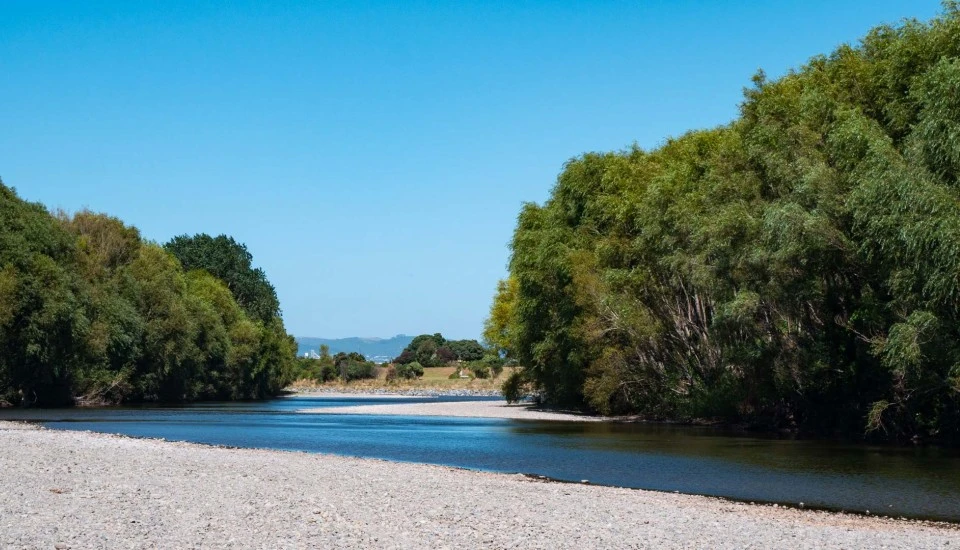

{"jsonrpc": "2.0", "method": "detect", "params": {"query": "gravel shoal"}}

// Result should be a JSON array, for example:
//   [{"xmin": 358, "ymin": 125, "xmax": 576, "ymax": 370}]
[
  {"xmin": 299, "ymin": 399, "xmax": 604, "ymax": 421},
  {"xmin": 287, "ymin": 392, "xmax": 422, "ymax": 399},
  {"xmin": 1, "ymin": 422, "xmax": 956, "ymax": 549},
  {"xmin": 290, "ymin": 387, "xmax": 503, "ymax": 397}
]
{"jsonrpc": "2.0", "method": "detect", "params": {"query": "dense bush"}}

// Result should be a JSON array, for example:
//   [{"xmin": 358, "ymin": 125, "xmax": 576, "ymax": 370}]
[
  {"xmin": 481, "ymin": 354, "xmax": 505, "ymax": 378},
  {"xmin": 292, "ymin": 358, "xmax": 338, "ymax": 382},
  {"xmin": 0, "ymin": 186, "xmax": 296, "ymax": 406},
  {"xmin": 501, "ymin": 370, "xmax": 532, "ymax": 404},
  {"xmin": 292, "ymin": 348, "xmax": 380, "ymax": 384},
  {"xmin": 319, "ymin": 363, "xmax": 339, "ymax": 382},
  {"xmin": 395, "ymin": 361, "xmax": 424, "ymax": 380},
  {"xmin": 393, "ymin": 333, "xmax": 488, "ymax": 366},
  {"xmin": 469, "ymin": 364, "xmax": 490, "ymax": 379},
  {"xmin": 342, "ymin": 362, "xmax": 377, "ymax": 382},
  {"xmin": 488, "ymin": 5, "xmax": 960, "ymax": 443}
]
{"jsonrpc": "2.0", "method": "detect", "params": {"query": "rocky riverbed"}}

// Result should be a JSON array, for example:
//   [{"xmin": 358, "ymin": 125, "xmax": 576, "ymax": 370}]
[
  {"xmin": 289, "ymin": 386, "xmax": 504, "ymax": 398},
  {"xmin": 298, "ymin": 398, "xmax": 604, "ymax": 421},
  {"xmin": 1, "ymin": 421, "xmax": 956, "ymax": 549}
]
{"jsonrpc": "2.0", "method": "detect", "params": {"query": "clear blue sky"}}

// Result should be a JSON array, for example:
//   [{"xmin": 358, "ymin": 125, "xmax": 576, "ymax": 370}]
[{"xmin": 1, "ymin": 0, "xmax": 943, "ymax": 339}]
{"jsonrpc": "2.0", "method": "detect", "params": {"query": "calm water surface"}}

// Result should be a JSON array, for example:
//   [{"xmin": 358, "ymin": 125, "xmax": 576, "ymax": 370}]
[{"xmin": 3, "ymin": 395, "xmax": 959, "ymax": 522}]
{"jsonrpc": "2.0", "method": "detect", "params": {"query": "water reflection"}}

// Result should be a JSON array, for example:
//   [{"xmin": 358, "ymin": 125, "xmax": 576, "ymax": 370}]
[{"xmin": 2, "ymin": 396, "xmax": 958, "ymax": 521}]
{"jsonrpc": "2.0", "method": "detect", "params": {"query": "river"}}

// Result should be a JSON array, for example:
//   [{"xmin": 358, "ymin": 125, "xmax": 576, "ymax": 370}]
[{"xmin": 2, "ymin": 395, "xmax": 958, "ymax": 522}]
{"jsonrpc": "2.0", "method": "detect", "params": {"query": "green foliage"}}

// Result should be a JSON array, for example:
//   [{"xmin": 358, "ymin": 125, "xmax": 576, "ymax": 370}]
[
  {"xmin": 394, "ymin": 349, "xmax": 416, "ymax": 364},
  {"xmin": 319, "ymin": 363, "xmax": 338, "ymax": 382},
  {"xmin": 396, "ymin": 333, "xmax": 445, "ymax": 367},
  {"xmin": 342, "ymin": 362, "xmax": 377, "ymax": 381},
  {"xmin": 447, "ymin": 339, "xmax": 486, "ymax": 361},
  {"xmin": 461, "ymin": 355, "xmax": 505, "ymax": 379},
  {"xmin": 334, "ymin": 351, "xmax": 367, "ymax": 367},
  {"xmin": 415, "ymin": 340, "xmax": 439, "ymax": 366},
  {"xmin": 0, "ymin": 183, "xmax": 296, "ymax": 406},
  {"xmin": 405, "ymin": 333, "xmax": 446, "ymax": 354},
  {"xmin": 501, "ymin": 369, "xmax": 532, "ymax": 404},
  {"xmin": 491, "ymin": 6, "xmax": 960, "ymax": 443},
  {"xmin": 434, "ymin": 346, "xmax": 456, "ymax": 364},
  {"xmin": 164, "ymin": 234, "xmax": 280, "ymax": 324},
  {"xmin": 483, "ymin": 277, "xmax": 518, "ymax": 357},
  {"xmin": 483, "ymin": 355, "xmax": 505, "ymax": 378},
  {"xmin": 394, "ymin": 333, "xmax": 486, "ymax": 367},
  {"xmin": 395, "ymin": 361, "xmax": 424, "ymax": 380},
  {"xmin": 295, "ymin": 349, "xmax": 379, "ymax": 384},
  {"xmin": 469, "ymin": 364, "xmax": 490, "ymax": 379}
]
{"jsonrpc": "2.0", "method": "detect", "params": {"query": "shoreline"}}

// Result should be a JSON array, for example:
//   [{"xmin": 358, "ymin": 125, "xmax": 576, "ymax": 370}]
[
  {"xmin": 289, "ymin": 390, "xmax": 960, "ymax": 446},
  {"xmin": 298, "ymin": 398, "xmax": 606, "ymax": 422},
  {"xmin": 1, "ymin": 422, "xmax": 956, "ymax": 549},
  {"xmin": 286, "ymin": 385, "xmax": 504, "ymax": 398},
  {"xmin": 6, "ymin": 420, "xmax": 960, "ymax": 525}
]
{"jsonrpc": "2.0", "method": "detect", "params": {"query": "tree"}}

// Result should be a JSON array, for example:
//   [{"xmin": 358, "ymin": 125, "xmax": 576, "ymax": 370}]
[
  {"xmin": 483, "ymin": 277, "xmax": 517, "ymax": 357},
  {"xmin": 434, "ymin": 346, "xmax": 456, "ymax": 365},
  {"xmin": 448, "ymin": 339, "xmax": 485, "ymax": 361},
  {"xmin": 489, "ymin": 6, "xmax": 960, "ymax": 443},
  {"xmin": 0, "ymin": 181, "xmax": 297, "ymax": 406},
  {"xmin": 402, "ymin": 333, "xmax": 446, "ymax": 355},
  {"xmin": 395, "ymin": 361, "xmax": 424, "ymax": 379},
  {"xmin": 393, "ymin": 349, "xmax": 416, "ymax": 364},
  {"xmin": 164, "ymin": 234, "xmax": 280, "ymax": 323},
  {"xmin": 334, "ymin": 351, "xmax": 367, "ymax": 367},
  {"xmin": 0, "ymin": 183, "xmax": 88, "ymax": 406},
  {"xmin": 415, "ymin": 340, "xmax": 438, "ymax": 368}
]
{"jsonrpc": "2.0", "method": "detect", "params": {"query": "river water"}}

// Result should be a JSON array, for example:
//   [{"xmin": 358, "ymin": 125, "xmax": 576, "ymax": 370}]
[{"xmin": 3, "ymin": 395, "xmax": 958, "ymax": 522}]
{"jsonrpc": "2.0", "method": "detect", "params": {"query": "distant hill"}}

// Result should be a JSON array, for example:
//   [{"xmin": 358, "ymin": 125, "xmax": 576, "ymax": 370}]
[{"xmin": 295, "ymin": 335, "xmax": 414, "ymax": 362}]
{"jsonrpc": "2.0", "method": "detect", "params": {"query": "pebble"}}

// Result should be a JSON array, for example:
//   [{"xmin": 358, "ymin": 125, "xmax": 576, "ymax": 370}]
[
  {"xmin": 294, "ymin": 387, "xmax": 504, "ymax": 397},
  {"xmin": 0, "ymin": 421, "xmax": 956, "ymax": 549}
]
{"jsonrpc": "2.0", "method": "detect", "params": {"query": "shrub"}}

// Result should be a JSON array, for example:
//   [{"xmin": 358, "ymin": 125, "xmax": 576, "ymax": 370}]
[
  {"xmin": 479, "ymin": 354, "xmax": 505, "ymax": 378},
  {"xmin": 469, "ymin": 364, "xmax": 490, "ymax": 379},
  {"xmin": 501, "ymin": 369, "xmax": 531, "ymax": 403},
  {"xmin": 434, "ymin": 347, "xmax": 456, "ymax": 364},
  {"xmin": 395, "ymin": 361, "xmax": 424, "ymax": 380},
  {"xmin": 319, "ymin": 364, "xmax": 338, "ymax": 382},
  {"xmin": 342, "ymin": 362, "xmax": 377, "ymax": 381},
  {"xmin": 385, "ymin": 366, "xmax": 398, "ymax": 381},
  {"xmin": 393, "ymin": 350, "xmax": 416, "ymax": 365}
]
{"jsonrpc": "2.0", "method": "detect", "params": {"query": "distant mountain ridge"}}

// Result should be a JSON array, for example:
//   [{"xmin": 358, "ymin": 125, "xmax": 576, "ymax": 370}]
[{"xmin": 296, "ymin": 335, "xmax": 414, "ymax": 361}]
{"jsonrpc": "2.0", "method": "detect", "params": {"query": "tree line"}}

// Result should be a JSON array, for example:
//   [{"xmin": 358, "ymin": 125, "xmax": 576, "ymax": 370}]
[
  {"xmin": 393, "ymin": 333, "xmax": 505, "ymax": 379},
  {"xmin": 487, "ymin": 4, "xmax": 960, "ymax": 443},
  {"xmin": 294, "ymin": 333, "xmax": 506, "ymax": 383},
  {"xmin": 293, "ymin": 347, "xmax": 379, "ymax": 382},
  {"xmin": 0, "ymin": 183, "xmax": 296, "ymax": 406}
]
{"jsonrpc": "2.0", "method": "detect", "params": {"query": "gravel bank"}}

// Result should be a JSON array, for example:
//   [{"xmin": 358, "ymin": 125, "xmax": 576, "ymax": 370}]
[
  {"xmin": 299, "ymin": 399, "xmax": 605, "ymax": 422},
  {"xmin": 290, "ymin": 387, "xmax": 503, "ymax": 398},
  {"xmin": 1, "ymin": 422, "xmax": 956, "ymax": 549}
]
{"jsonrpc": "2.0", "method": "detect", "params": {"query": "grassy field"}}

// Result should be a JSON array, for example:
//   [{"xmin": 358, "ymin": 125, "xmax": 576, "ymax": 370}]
[
  {"xmin": 421, "ymin": 366, "xmax": 458, "ymax": 381},
  {"xmin": 289, "ymin": 366, "xmax": 516, "ymax": 393}
]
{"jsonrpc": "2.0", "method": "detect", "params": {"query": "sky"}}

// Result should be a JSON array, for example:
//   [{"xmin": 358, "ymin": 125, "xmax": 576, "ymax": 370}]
[{"xmin": 0, "ymin": 0, "xmax": 944, "ymax": 340}]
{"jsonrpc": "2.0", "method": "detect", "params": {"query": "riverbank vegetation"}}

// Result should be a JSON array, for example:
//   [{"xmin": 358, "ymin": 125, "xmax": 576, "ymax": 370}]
[
  {"xmin": 291, "ymin": 347, "xmax": 379, "ymax": 382},
  {"xmin": 0, "ymin": 183, "xmax": 296, "ymax": 406},
  {"xmin": 488, "ymin": 5, "xmax": 960, "ymax": 443},
  {"xmin": 392, "ymin": 333, "xmax": 506, "ymax": 379},
  {"xmin": 291, "ymin": 333, "xmax": 510, "ymax": 390},
  {"xmin": 287, "ymin": 365, "xmax": 514, "ymax": 394}
]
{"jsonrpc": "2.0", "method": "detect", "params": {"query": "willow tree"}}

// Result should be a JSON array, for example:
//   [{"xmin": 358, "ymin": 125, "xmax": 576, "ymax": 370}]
[
  {"xmin": 0, "ymin": 183, "xmax": 296, "ymax": 406},
  {"xmin": 493, "ymin": 4, "xmax": 960, "ymax": 442}
]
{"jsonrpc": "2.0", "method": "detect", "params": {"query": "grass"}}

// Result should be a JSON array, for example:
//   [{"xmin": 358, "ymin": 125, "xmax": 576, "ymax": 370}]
[
  {"xmin": 288, "ymin": 366, "xmax": 518, "ymax": 393},
  {"xmin": 421, "ymin": 366, "xmax": 458, "ymax": 381}
]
